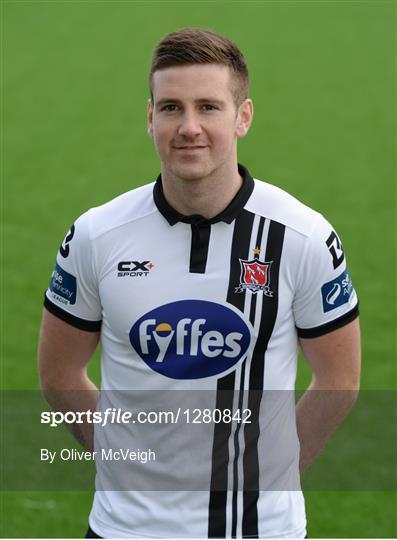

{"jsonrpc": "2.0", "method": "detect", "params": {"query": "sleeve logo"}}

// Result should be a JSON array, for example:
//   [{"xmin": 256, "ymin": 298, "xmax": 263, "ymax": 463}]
[
  {"xmin": 326, "ymin": 231, "xmax": 345, "ymax": 269},
  {"xmin": 59, "ymin": 224, "xmax": 75, "ymax": 258},
  {"xmin": 321, "ymin": 270, "xmax": 353, "ymax": 312},
  {"xmin": 49, "ymin": 263, "xmax": 77, "ymax": 305}
]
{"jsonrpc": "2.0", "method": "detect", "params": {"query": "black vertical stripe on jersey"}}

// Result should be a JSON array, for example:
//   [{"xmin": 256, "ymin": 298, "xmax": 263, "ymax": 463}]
[
  {"xmin": 231, "ymin": 359, "xmax": 246, "ymax": 539},
  {"xmin": 226, "ymin": 210, "xmax": 256, "ymax": 310},
  {"xmin": 231, "ymin": 216, "xmax": 266, "ymax": 538},
  {"xmin": 208, "ymin": 209, "xmax": 255, "ymax": 539},
  {"xmin": 248, "ymin": 216, "xmax": 266, "ymax": 324},
  {"xmin": 242, "ymin": 220, "xmax": 286, "ymax": 539},
  {"xmin": 189, "ymin": 223, "xmax": 211, "ymax": 273}
]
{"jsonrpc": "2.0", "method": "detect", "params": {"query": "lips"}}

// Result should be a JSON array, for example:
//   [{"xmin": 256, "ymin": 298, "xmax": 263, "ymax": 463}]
[{"xmin": 174, "ymin": 145, "xmax": 207, "ymax": 150}]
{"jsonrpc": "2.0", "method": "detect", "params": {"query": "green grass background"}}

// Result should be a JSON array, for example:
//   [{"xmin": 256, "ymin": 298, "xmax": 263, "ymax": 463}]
[{"xmin": 2, "ymin": 0, "xmax": 396, "ymax": 537}]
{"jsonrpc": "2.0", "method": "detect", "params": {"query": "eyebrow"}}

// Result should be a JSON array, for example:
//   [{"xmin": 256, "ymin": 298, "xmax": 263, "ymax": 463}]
[{"xmin": 155, "ymin": 98, "xmax": 226, "ymax": 107}]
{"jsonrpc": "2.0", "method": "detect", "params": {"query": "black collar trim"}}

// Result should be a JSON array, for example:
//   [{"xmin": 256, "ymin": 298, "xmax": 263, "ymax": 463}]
[{"xmin": 153, "ymin": 164, "xmax": 254, "ymax": 226}]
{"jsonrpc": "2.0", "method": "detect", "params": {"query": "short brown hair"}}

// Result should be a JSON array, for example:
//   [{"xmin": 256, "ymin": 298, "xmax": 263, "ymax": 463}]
[{"xmin": 149, "ymin": 28, "xmax": 249, "ymax": 106}]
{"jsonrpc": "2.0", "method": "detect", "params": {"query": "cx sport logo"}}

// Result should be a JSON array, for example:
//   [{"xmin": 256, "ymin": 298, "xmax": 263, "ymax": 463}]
[
  {"xmin": 129, "ymin": 300, "xmax": 252, "ymax": 379},
  {"xmin": 117, "ymin": 260, "xmax": 155, "ymax": 278}
]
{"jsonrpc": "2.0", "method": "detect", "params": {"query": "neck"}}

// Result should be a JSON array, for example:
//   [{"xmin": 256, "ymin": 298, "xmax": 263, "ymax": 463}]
[{"xmin": 160, "ymin": 162, "xmax": 243, "ymax": 219}]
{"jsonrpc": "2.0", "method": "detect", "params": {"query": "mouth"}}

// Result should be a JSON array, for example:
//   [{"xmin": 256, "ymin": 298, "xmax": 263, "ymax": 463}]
[{"xmin": 173, "ymin": 145, "xmax": 207, "ymax": 151}]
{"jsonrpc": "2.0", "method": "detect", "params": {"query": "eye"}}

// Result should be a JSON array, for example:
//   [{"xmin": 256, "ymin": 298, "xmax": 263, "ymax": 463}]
[
  {"xmin": 160, "ymin": 104, "xmax": 179, "ymax": 112},
  {"xmin": 202, "ymin": 104, "xmax": 218, "ymax": 112}
]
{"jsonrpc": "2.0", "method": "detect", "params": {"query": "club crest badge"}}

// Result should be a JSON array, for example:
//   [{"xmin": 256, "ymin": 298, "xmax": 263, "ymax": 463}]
[{"xmin": 235, "ymin": 247, "xmax": 273, "ymax": 296}]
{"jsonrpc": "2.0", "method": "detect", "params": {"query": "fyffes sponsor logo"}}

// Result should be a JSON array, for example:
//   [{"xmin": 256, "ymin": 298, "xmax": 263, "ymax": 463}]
[{"xmin": 129, "ymin": 300, "xmax": 252, "ymax": 379}]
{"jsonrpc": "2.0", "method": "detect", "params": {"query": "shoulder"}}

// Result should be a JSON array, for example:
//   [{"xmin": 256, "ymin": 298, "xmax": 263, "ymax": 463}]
[
  {"xmin": 78, "ymin": 182, "xmax": 157, "ymax": 241},
  {"xmin": 247, "ymin": 179, "xmax": 322, "ymax": 237}
]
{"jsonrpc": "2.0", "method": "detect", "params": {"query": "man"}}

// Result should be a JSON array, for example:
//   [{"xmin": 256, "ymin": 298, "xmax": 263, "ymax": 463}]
[{"xmin": 39, "ymin": 28, "xmax": 360, "ymax": 538}]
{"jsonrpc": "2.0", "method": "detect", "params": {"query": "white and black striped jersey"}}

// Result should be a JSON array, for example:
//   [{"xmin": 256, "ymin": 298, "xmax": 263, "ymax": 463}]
[{"xmin": 45, "ymin": 164, "xmax": 358, "ymax": 538}]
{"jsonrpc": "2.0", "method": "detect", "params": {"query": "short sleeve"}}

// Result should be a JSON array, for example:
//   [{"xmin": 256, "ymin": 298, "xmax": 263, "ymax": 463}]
[
  {"xmin": 293, "ymin": 215, "xmax": 359, "ymax": 338},
  {"xmin": 44, "ymin": 210, "xmax": 102, "ymax": 331}
]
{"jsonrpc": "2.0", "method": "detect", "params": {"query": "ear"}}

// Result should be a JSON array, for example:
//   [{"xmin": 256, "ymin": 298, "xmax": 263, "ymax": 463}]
[
  {"xmin": 147, "ymin": 98, "xmax": 154, "ymax": 137},
  {"xmin": 235, "ymin": 99, "xmax": 254, "ymax": 139}
]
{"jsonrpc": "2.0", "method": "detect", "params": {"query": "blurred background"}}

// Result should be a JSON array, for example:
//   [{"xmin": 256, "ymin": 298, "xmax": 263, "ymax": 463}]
[{"xmin": 2, "ymin": 0, "xmax": 396, "ymax": 537}]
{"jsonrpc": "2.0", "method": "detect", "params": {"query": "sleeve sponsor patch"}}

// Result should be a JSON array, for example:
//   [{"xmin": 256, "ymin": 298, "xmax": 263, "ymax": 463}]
[
  {"xmin": 49, "ymin": 263, "xmax": 77, "ymax": 306},
  {"xmin": 326, "ymin": 230, "xmax": 345, "ymax": 269},
  {"xmin": 59, "ymin": 223, "xmax": 75, "ymax": 258},
  {"xmin": 321, "ymin": 270, "xmax": 353, "ymax": 313}
]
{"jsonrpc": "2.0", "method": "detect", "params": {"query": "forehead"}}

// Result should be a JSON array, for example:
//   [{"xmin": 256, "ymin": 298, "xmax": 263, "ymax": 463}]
[{"xmin": 151, "ymin": 64, "xmax": 234, "ymax": 102}]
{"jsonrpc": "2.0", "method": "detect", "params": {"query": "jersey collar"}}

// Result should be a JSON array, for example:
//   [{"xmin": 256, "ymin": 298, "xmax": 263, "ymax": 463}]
[{"xmin": 153, "ymin": 163, "xmax": 255, "ymax": 226}]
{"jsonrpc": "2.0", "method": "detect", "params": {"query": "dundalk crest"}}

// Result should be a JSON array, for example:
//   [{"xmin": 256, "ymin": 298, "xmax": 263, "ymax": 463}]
[{"xmin": 235, "ymin": 247, "xmax": 273, "ymax": 296}]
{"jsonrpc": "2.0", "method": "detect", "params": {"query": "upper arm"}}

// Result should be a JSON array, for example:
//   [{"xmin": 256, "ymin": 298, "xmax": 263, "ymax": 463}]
[
  {"xmin": 38, "ymin": 308, "xmax": 100, "ymax": 389},
  {"xmin": 293, "ymin": 215, "xmax": 359, "ymax": 339},
  {"xmin": 44, "ymin": 213, "xmax": 102, "ymax": 331},
  {"xmin": 299, "ymin": 318, "xmax": 361, "ymax": 389},
  {"xmin": 40, "ymin": 213, "xmax": 102, "ymax": 388},
  {"xmin": 292, "ymin": 216, "xmax": 361, "ymax": 388}
]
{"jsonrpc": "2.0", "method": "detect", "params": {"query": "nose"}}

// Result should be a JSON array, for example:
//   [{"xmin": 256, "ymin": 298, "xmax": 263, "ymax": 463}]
[{"xmin": 178, "ymin": 111, "xmax": 202, "ymax": 138}]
